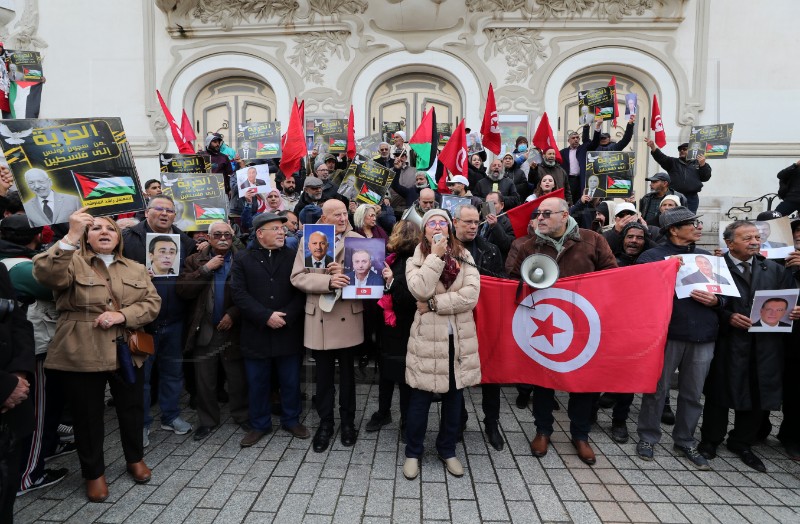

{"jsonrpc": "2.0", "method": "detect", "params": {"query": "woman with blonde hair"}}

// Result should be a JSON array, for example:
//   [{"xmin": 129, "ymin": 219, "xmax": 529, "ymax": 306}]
[
  {"xmin": 33, "ymin": 208, "xmax": 161, "ymax": 502},
  {"xmin": 353, "ymin": 203, "xmax": 388, "ymax": 239},
  {"xmin": 402, "ymin": 208, "xmax": 481, "ymax": 480}
]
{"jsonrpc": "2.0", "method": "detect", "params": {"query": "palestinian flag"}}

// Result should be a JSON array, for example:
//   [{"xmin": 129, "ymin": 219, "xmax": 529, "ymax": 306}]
[
  {"xmin": 9, "ymin": 81, "xmax": 42, "ymax": 119},
  {"xmin": 410, "ymin": 107, "xmax": 437, "ymax": 171},
  {"xmin": 74, "ymin": 172, "xmax": 136, "ymax": 199},
  {"xmin": 193, "ymin": 203, "xmax": 226, "ymax": 220}
]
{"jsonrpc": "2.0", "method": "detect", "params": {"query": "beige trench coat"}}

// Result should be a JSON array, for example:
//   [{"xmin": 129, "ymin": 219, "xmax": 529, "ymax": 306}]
[{"xmin": 405, "ymin": 247, "xmax": 481, "ymax": 393}]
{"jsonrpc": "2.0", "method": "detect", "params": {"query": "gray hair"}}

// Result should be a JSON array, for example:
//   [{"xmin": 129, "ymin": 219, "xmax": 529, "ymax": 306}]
[
  {"xmin": 723, "ymin": 220, "xmax": 755, "ymax": 242},
  {"xmin": 208, "ymin": 221, "xmax": 232, "ymax": 234},
  {"xmin": 453, "ymin": 204, "xmax": 479, "ymax": 220}
]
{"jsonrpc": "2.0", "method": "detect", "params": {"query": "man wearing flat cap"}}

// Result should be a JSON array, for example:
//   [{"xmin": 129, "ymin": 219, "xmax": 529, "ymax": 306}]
[
  {"xmin": 230, "ymin": 212, "xmax": 309, "ymax": 448},
  {"xmin": 646, "ymin": 140, "xmax": 711, "ymax": 213},
  {"xmin": 293, "ymin": 176, "xmax": 325, "ymax": 217},
  {"xmin": 639, "ymin": 172, "xmax": 687, "ymax": 224}
]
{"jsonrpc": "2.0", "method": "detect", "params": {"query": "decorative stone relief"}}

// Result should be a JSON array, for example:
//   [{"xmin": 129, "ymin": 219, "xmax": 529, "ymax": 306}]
[
  {"xmin": 484, "ymin": 28, "xmax": 547, "ymax": 84},
  {"xmin": 466, "ymin": 0, "xmax": 527, "ymax": 12},
  {"xmin": 288, "ymin": 31, "xmax": 350, "ymax": 84},
  {"xmin": 307, "ymin": 0, "xmax": 367, "ymax": 22},
  {"xmin": 467, "ymin": 0, "xmax": 664, "ymax": 23},
  {"xmin": 190, "ymin": 0, "xmax": 300, "ymax": 30},
  {"xmin": 0, "ymin": 0, "xmax": 48, "ymax": 51}
]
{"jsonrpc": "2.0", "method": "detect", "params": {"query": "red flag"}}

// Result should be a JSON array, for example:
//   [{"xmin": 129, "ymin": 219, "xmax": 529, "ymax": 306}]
[
  {"xmin": 279, "ymin": 98, "xmax": 307, "ymax": 177},
  {"xmin": 156, "ymin": 90, "xmax": 194, "ymax": 154},
  {"xmin": 608, "ymin": 76, "xmax": 618, "ymax": 127},
  {"xmin": 181, "ymin": 110, "xmax": 196, "ymax": 143},
  {"xmin": 505, "ymin": 188, "xmax": 564, "ymax": 238},
  {"xmin": 437, "ymin": 119, "xmax": 467, "ymax": 179},
  {"xmin": 346, "ymin": 105, "xmax": 356, "ymax": 160},
  {"xmin": 297, "ymin": 99, "xmax": 304, "ymax": 123},
  {"xmin": 474, "ymin": 259, "xmax": 679, "ymax": 393},
  {"xmin": 532, "ymin": 112, "xmax": 562, "ymax": 163},
  {"xmin": 650, "ymin": 94, "xmax": 667, "ymax": 148},
  {"xmin": 480, "ymin": 83, "xmax": 501, "ymax": 155},
  {"xmin": 437, "ymin": 168, "xmax": 451, "ymax": 195}
]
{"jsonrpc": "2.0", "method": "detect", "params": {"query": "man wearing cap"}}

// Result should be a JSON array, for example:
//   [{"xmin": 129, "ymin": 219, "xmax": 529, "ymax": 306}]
[
  {"xmin": 647, "ymin": 140, "xmax": 711, "ymax": 213},
  {"xmin": 602, "ymin": 202, "xmax": 644, "ymax": 253},
  {"xmin": 446, "ymin": 175, "xmax": 482, "ymax": 208},
  {"xmin": 291, "ymin": 199, "xmax": 364, "ymax": 452},
  {"xmin": 293, "ymin": 176, "xmax": 325, "ymax": 217},
  {"xmin": 634, "ymin": 206, "xmax": 720, "ymax": 470},
  {"xmin": 639, "ymin": 172, "xmax": 687, "ymax": 224},
  {"xmin": 231, "ymin": 213, "xmax": 310, "ymax": 447},
  {"xmin": 560, "ymin": 120, "xmax": 601, "ymax": 200},
  {"xmin": 474, "ymin": 159, "xmax": 520, "ymax": 208},
  {"xmin": 390, "ymin": 131, "xmax": 410, "ymax": 158},
  {"xmin": 586, "ymin": 114, "xmax": 635, "ymax": 152},
  {"xmin": 313, "ymin": 159, "xmax": 347, "ymax": 205},
  {"xmin": 509, "ymin": 197, "xmax": 616, "ymax": 465},
  {"xmin": 699, "ymin": 220, "xmax": 798, "ymax": 472}
]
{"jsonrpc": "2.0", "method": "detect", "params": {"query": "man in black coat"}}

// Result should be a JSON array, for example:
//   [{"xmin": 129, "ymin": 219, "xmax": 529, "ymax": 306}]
[
  {"xmin": 479, "ymin": 192, "xmax": 515, "ymax": 262},
  {"xmin": 699, "ymin": 221, "xmax": 798, "ymax": 472},
  {"xmin": 230, "ymin": 213, "xmax": 309, "ymax": 447},
  {"xmin": 453, "ymin": 204, "xmax": 507, "ymax": 451},
  {"xmin": 647, "ymin": 140, "xmax": 711, "ymax": 213},
  {"xmin": 474, "ymin": 159, "xmax": 520, "ymax": 209},
  {"xmin": 0, "ymin": 264, "xmax": 34, "ymax": 520}
]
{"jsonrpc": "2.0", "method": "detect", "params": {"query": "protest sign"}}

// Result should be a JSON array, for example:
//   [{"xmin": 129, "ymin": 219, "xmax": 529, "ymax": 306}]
[
  {"xmin": 0, "ymin": 118, "xmax": 146, "ymax": 225},
  {"xmin": 236, "ymin": 121, "xmax": 281, "ymax": 160},
  {"xmin": 688, "ymin": 123, "xmax": 734, "ymax": 160},
  {"xmin": 337, "ymin": 158, "xmax": 394, "ymax": 205},
  {"xmin": 146, "ymin": 233, "xmax": 181, "ymax": 277},
  {"xmin": 161, "ymin": 173, "xmax": 227, "ymax": 232},
  {"xmin": 381, "ymin": 122, "xmax": 403, "ymax": 143},
  {"xmin": 314, "ymin": 119, "xmax": 348, "ymax": 154},
  {"xmin": 159, "ymin": 152, "xmax": 212, "ymax": 192},
  {"xmin": 749, "ymin": 289, "xmax": 799, "ymax": 333},
  {"xmin": 578, "ymin": 87, "xmax": 614, "ymax": 122},
  {"xmin": 8, "ymin": 50, "xmax": 43, "ymax": 83},
  {"xmin": 674, "ymin": 253, "xmax": 739, "ymax": 299},
  {"xmin": 304, "ymin": 224, "xmax": 336, "ymax": 269},
  {"xmin": 342, "ymin": 237, "xmax": 386, "ymax": 299},
  {"xmin": 441, "ymin": 195, "xmax": 471, "ymax": 216},
  {"xmin": 436, "ymin": 123, "xmax": 452, "ymax": 146},
  {"xmin": 356, "ymin": 134, "xmax": 384, "ymax": 158},
  {"xmin": 235, "ymin": 164, "xmax": 272, "ymax": 198},
  {"xmin": 585, "ymin": 151, "xmax": 635, "ymax": 198}
]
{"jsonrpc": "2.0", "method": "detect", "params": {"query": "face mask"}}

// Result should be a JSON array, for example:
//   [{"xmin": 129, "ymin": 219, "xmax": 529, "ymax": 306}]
[{"xmin": 518, "ymin": 144, "xmax": 528, "ymax": 152}]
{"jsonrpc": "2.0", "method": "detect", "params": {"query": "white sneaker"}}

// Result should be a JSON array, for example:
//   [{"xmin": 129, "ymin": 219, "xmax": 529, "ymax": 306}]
[
  {"xmin": 161, "ymin": 417, "xmax": 192, "ymax": 435},
  {"xmin": 143, "ymin": 427, "xmax": 150, "ymax": 448},
  {"xmin": 439, "ymin": 456, "xmax": 464, "ymax": 477},
  {"xmin": 402, "ymin": 458, "xmax": 419, "ymax": 480}
]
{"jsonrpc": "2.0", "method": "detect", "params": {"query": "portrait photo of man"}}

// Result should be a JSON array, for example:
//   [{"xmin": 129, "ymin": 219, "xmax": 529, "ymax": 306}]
[
  {"xmin": 304, "ymin": 227, "xmax": 334, "ymax": 269},
  {"xmin": 21, "ymin": 168, "xmax": 81, "ymax": 226},
  {"xmin": 236, "ymin": 165, "xmax": 271, "ymax": 198},
  {"xmin": 147, "ymin": 233, "xmax": 180, "ymax": 277},
  {"xmin": 755, "ymin": 220, "xmax": 788, "ymax": 249},
  {"xmin": 752, "ymin": 297, "xmax": 792, "ymax": 329},
  {"xmin": 681, "ymin": 254, "xmax": 731, "ymax": 286},
  {"xmin": 344, "ymin": 249, "xmax": 383, "ymax": 288},
  {"xmin": 585, "ymin": 175, "xmax": 606, "ymax": 199}
]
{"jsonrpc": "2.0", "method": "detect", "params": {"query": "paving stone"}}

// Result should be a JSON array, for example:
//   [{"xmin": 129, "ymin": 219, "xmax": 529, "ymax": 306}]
[
  {"xmin": 94, "ymin": 484, "xmax": 156, "ymax": 523},
  {"xmin": 607, "ymin": 483, "xmax": 641, "ymax": 502},
  {"xmin": 332, "ymin": 495, "xmax": 365, "ymax": 523},
  {"xmin": 449, "ymin": 499, "xmax": 482, "ymax": 524},
  {"xmin": 564, "ymin": 501, "xmax": 601, "ymax": 524},
  {"xmin": 152, "ymin": 487, "xmax": 206, "ymax": 524},
  {"xmin": 702, "ymin": 505, "xmax": 749, "ymax": 524},
  {"xmin": 364, "ymin": 478, "xmax": 394, "ymax": 517},
  {"xmin": 445, "ymin": 466, "xmax": 475, "ymax": 500},
  {"xmin": 238, "ymin": 460, "xmax": 277, "ymax": 492},
  {"xmin": 342, "ymin": 463, "xmax": 372, "ymax": 496},
  {"xmin": 529, "ymin": 484, "xmax": 569, "ymax": 521},
  {"xmin": 421, "ymin": 482, "xmax": 450, "ymax": 521},
  {"xmin": 187, "ymin": 457, "xmax": 233, "ymax": 488},
  {"xmin": 475, "ymin": 482, "xmax": 510, "ymax": 521},
  {"xmin": 370, "ymin": 451, "xmax": 397, "ymax": 480},
  {"xmin": 302, "ymin": 514, "xmax": 333, "ymax": 524},
  {"xmin": 660, "ymin": 485, "xmax": 698, "ymax": 504},
  {"xmin": 581, "ymin": 482, "xmax": 614, "ymax": 501},
  {"xmin": 64, "ymin": 502, "xmax": 114, "ymax": 524},
  {"xmin": 184, "ymin": 508, "xmax": 219, "ymax": 523},
  {"xmin": 688, "ymin": 485, "xmax": 725, "ymax": 504},
  {"xmin": 647, "ymin": 502, "xmax": 690, "ymax": 523},
  {"xmin": 225, "ymin": 446, "xmax": 262, "ymax": 474},
  {"xmin": 546, "ymin": 468, "xmax": 585, "ymax": 501},
  {"xmin": 675, "ymin": 503, "xmax": 722, "ymax": 523},
  {"xmin": 496, "ymin": 467, "xmax": 531, "ymax": 501},
  {"xmin": 289, "ymin": 462, "xmax": 324, "ymax": 494},
  {"xmin": 274, "ymin": 493, "xmax": 312, "ymax": 524},
  {"xmin": 117, "ymin": 503, "xmax": 165, "ymax": 524},
  {"xmin": 506, "ymin": 500, "xmax": 542, "ymax": 524},
  {"xmin": 619, "ymin": 501, "xmax": 660, "ymax": 523},
  {"xmin": 710, "ymin": 486, "xmax": 751, "ymax": 505},
  {"xmin": 215, "ymin": 491, "xmax": 258, "ymax": 524},
  {"xmin": 251, "ymin": 476, "xmax": 292, "ymax": 513},
  {"xmin": 197, "ymin": 473, "xmax": 241, "ymax": 509},
  {"xmin": 306, "ymin": 478, "xmax": 343, "ymax": 515},
  {"xmin": 632, "ymin": 484, "xmax": 670, "ymax": 503},
  {"xmin": 763, "ymin": 505, "xmax": 800, "ymax": 523},
  {"xmin": 734, "ymin": 504, "xmax": 781, "ymax": 524}
]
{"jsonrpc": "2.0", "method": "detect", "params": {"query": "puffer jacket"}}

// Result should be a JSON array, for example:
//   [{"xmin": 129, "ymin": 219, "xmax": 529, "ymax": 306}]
[{"xmin": 405, "ymin": 246, "xmax": 481, "ymax": 393}]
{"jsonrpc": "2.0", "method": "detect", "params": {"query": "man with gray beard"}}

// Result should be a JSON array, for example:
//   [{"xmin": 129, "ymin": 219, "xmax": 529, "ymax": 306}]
[{"xmin": 473, "ymin": 159, "xmax": 520, "ymax": 208}]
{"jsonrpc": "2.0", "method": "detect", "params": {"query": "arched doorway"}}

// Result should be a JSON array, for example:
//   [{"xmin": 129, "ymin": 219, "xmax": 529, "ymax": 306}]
[
  {"xmin": 558, "ymin": 74, "xmax": 651, "ymax": 200},
  {"xmin": 192, "ymin": 77, "xmax": 277, "ymax": 151},
  {"xmin": 368, "ymin": 73, "xmax": 463, "ymax": 138}
]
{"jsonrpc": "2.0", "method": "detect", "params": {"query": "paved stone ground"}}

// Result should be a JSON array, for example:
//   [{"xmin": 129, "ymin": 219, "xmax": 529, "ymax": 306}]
[{"xmin": 14, "ymin": 366, "xmax": 800, "ymax": 523}]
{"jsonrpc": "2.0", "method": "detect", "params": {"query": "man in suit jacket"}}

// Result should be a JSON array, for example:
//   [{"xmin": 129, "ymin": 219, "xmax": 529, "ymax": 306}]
[
  {"xmin": 22, "ymin": 168, "xmax": 81, "ymax": 226},
  {"xmin": 344, "ymin": 250, "xmax": 383, "ymax": 287},
  {"xmin": 239, "ymin": 167, "xmax": 267, "ymax": 190},
  {"xmin": 752, "ymin": 298, "xmax": 791, "ymax": 328},
  {"xmin": 304, "ymin": 231, "xmax": 334, "ymax": 268},
  {"xmin": 680, "ymin": 255, "xmax": 730, "ymax": 286},
  {"xmin": 585, "ymin": 175, "xmax": 606, "ymax": 199},
  {"xmin": 560, "ymin": 120, "xmax": 601, "ymax": 200}
]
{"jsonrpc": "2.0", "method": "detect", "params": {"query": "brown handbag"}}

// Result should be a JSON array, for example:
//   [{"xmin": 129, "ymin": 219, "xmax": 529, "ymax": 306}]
[{"xmin": 91, "ymin": 265, "xmax": 155, "ymax": 357}]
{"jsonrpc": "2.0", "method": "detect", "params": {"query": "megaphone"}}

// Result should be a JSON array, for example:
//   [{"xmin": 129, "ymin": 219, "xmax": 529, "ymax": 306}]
[{"xmin": 520, "ymin": 254, "xmax": 560, "ymax": 289}]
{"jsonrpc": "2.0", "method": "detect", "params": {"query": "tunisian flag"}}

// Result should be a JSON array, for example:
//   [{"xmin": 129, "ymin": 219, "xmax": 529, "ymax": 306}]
[
  {"xmin": 532, "ymin": 112, "xmax": 562, "ymax": 163},
  {"xmin": 279, "ymin": 98, "xmax": 307, "ymax": 177},
  {"xmin": 438, "ymin": 119, "xmax": 467, "ymax": 178},
  {"xmin": 651, "ymin": 94, "xmax": 667, "ymax": 148},
  {"xmin": 608, "ymin": 76, "xmax": 619, "ymax": 127},
  {"xmin": 480, "ymin": 83, "xmax": 501, "ymax": 155},
  {"xmin": 505, "ymin": 188, "xmax": 564, "ymax": 237},
  {"xmin": 474, "ymin": 259, "xmax": 679, "ymax": 393}
]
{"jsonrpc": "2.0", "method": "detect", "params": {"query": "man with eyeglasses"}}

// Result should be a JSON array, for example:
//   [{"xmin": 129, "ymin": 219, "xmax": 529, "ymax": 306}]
[
  {"xmin": 177, "ymin": 221, "xmax": 249, "ymax": 442},
  {"xmin": 633, "ymin": 206, "xmax": 721, "ymax": 470},
  {"xmin": 508, "ymin": 197, "xmax": 616, "ymax": 466},
  {"xmin": 123, "ymin": 195, "xmax": 196, "ymax": 445},
  {"xmin": 374, "ymin": 142, "xmax": 393, "ymax": 168},
  {"xmin": 647, "ymin": 140, "xmax": 711, "ymax": 213}
]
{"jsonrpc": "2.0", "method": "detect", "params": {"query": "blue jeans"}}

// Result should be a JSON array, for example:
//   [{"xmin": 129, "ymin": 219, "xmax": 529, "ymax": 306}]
[
  {"xmin": 244, "ymin": 354, "xmax": 302, "ymax": 431},
  {"xmin": 684, "ymin": 193, "xmax": 699, "ymax": 213},
  {"xmin": 405, "ymin": 336, "xmax": 463, "ymax": 460},
  {"xmin": 143, "ymin": 320, "xmax": 184, "ymax": 427}
]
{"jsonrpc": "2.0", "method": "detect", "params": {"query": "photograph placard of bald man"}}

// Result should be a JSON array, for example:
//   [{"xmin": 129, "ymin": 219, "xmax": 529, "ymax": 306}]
[
  {"xmin": 748, "ymin": 289, "xmax": 799, "ymax": 333},
  {"xmin": 342, "ymin": 237, "xmax": 386, "ymax": 299},
  {"xmin": 303, "ymin": 224, "xmax": 336, "ymax": 269}
]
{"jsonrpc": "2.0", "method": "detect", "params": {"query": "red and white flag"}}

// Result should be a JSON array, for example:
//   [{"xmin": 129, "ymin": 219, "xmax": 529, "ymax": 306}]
[
  {"xmin": 156, "ymin": 90, "xmax": 194, "ymax": 154},
  {"xmin": 505, "ymin": 188, "xmax": 564, "ymax": 238},
  {"xmin": 279, "ymin": 98, "xmax": 307, "ymax": 177},
  {"xmin": 438, "ymin": 119, "xmax": 468, "ymax": 178},
  {"xmin": 474, "ymin": 259, "xmax": 679, "ymax": 393},
  {"xmin": 651, "ymin": 94, "xmax": 667, "ymax": 148},
  {"xmin": 608, "ymin": 76, "xmax": 619, "ymax": 127},
  {"xmin": 480, "ymin": 83, "xmax": 501, "ymax": 155},
  {"xmin": 532, "ymin": 112, "xmax": 562, "ymax": 163}
]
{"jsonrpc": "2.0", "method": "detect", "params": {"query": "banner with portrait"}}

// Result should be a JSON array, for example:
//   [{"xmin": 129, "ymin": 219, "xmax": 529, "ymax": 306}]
[
  {"xmin": 673, "ymin": 253, "xmax": 739, "ymax": 299},
  {"xmin": 161, "ymin": 173, "xmax": 227, "ymax": 232},
  {"xmin": 381, "ymin": 122, "xmax": 403, "ymax": 143},
  {"xmin": 436, "ymin": 123, "xmax": 452, "ymax": 146},
  {"xmin": 342, "ymin": 237, "xmax": 386, "ymax": 299},
  {"xmin": 235, "ymin": 121, "xmax": 282, "ymax": 160},
  {"xmin": 146, "ymin": 233, "xmax": 181, "ymax": 277},
  {"xmin": 0, "ymin": 118, "xmax": 146, "ymax": 226},
  {"xmin": 356, "ymin": 134, "xmax": 384, "ymax": 158},
  {"xmin": 578, "ymin": 87, "xmax": 614, "ymax": 123},
  {"xmin": 748, "ymin": 289, "xmax": 799, "ymax": 333},
  {"xmin": 313, "ymin": 119, "xmax": 348, "ymax": 154},
  {"xmin": 338, "ymin": 157, "xmax": 395, "ymax": 205},
  {"xmin": 687, "ymin": 123, "xmax": 734, "ymax": 160},
  {"xmin": 585, "ymin": 151, "xmax": 635, "ymax": 198},
  {"xmin": 8, "ymin": 50, "xmax": 44, "ymax": 83}
]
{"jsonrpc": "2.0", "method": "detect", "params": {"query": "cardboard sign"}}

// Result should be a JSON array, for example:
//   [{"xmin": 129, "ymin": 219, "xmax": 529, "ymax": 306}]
[
  {"xmin": 236, "ymin": 121, "xmax": 282, "ymax": 160},
  {"xmin": 313, "ymin": 119, "xmax": 348, "ymax": 154},
  {"xmin": 578, "ymin": 87, "xmax": 614, "ymax": 122},
  {"xmin": 161, "ymin": 173, "xmax": 227, "ymax": 232},
  {"xmin": 8, "ymin": 50, "xmax": 43, "ymax": 83},
  {"xmin": 688, "ymin": 123, "xmax": 734, "ymax": 160},
  {"xmin": 303, "ymin": 224, "xmax": 336, "ymax": 269},
  {"xmin": 338, "ymin": 157, "xmax": 395, "ymax": 205},
  {"xmin": 585, "ymin": 151, "xmax": 635, "ymax": 198},
  {"xmin": 673, "ymin": 254, "xmax": 739, "ymax": 299}
]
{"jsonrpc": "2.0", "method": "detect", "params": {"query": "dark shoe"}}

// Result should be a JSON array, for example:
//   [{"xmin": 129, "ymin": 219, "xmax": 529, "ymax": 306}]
[
  {"xmin": 313, "ymin": 426, "xmax": 333, "ymax": 453},
  {"xmin": 673, "ymin": 444, "xmax": 711, "ymax": 470},
  {"xmin": 530, "ymin": 433, "xmax": 550, "ymax": 457},
  {"xmin": 283, "ymin": 423, "xmax": 311, "ymax": 439},
  {"xmin": 661, "ymin": 405, "xmax": 675, "ymax": 425},
  {"xmin": 572, "ymin": 439, "xmax": 596, "ymax": 465},
  {"xmin": 611, "ymin": 421, "xmax": 629, "ymax": 444},
  {"xmin": 515, "ymin": 392, "xmax": 530, "ymax": 409},
  {"xmin": 636, "ymin": 440, "xmax": 654, "ymax": 461},
  {"xmin": 484, "ymin": 422, "xmax": 505, "ymax": 451},
  {"xmin": 217, "ymin": 389, "xmax": 229, "ymax": 403},
  {"xmin": 240, "ymin": 429, "xmax": 269, "ymax": 447},
  {"xmin": 697, "ymin": 441, "xmax": 717, "ymax": 460},
  {"xmin": 239, "ymin": 421, "xmax": 253, "ymax": 432},
  {"xmin": 16, "ymin": 468, "xmax": 68, "ymax": 496},
  {"xmin": 365, "ymin": 411, "xmax": 392, "ymax": 432},
  {"xmin": 86, "ymin": 475, "xmax": 108, "ymax": 503},
  {"xmin": 126, "ymin": 461, "xmax": 152, "ymax": 483},
  {"xmin": 341, "ymin": 425, "xmax": 358, "ymax": 447},
  {"xmin": 193, "ymin": 425, "xmax": 215, "ymax": 441},
  {"xmin": 45, "ymin": 441, "xmax": 77, "ymax": 460},
  {"xmin": 358, "ymin": 354, "xmax": 369, "ymax": 370},
  {"xmin": 783, "ymin": 442, "xmax": 800, "ymax": 461},
  {"xmin": 729, "ymin": 446, "xmax": 766, "ymax": 473},
  {"xmin": 757, "ymin": 419, "xmax": 773, "ymax": 442},
  {"xmin": 598, "ymin": 393, "xmax": 617, "ymax": 409}
]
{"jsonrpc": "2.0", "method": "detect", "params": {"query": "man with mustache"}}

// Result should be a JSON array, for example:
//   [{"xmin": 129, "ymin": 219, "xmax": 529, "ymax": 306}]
[{"xmin": 473, "ymin": 159, "xmax": 520, "ymax": 209}]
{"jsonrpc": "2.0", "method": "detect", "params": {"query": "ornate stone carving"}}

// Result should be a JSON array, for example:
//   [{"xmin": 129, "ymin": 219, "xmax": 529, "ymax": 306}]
[
  {"xmin": 0, "ymin": 0, "xmax": 48, "ymax": 51},
  {"xmin": 466, "ymin": 0, "xmax": 527, "ymax": 12},
  {"xmin": 288, "ymin": 31, "xmax": 350, "ymax": 84},
  {"xmin": 191, "ymin": 0, "xmax": 300, "ymax": 30},
  {"xmin": 484, "ymin": 28, "xmax": 547, "ymax": 85},
  {"xmin": 536, "ymin": 0, "xmax": 663, "ymax": 22},
  {"xmin": 307, "ymin": 0, "xmax": 367, "ymax": 22}
]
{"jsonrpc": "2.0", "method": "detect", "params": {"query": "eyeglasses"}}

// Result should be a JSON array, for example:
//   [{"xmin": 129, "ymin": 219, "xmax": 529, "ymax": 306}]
[
  {"xmin": 426, "ymin": 220, "xmax": 449, "ymax": 229},
  {"xmin": 678, "ymin": 220, "xmax": 703, "ymax": 228},
  {"xmin": 531, "ymin": 210, "xmax": 565, "ymax": 219},
  {"xmin": 258, "ymin": 226, "xmax": 284, "ymax": 233},
  {"xmin": 149, "ymin": 206, "xmax": 176, "ymax": 215},
  {"xmin": 211, "ymin": 232, "xmax": 233, "ymax": 239},
  {"xmin": 379, "ymin": 148, "xmax": 389, "ymax": 152}
]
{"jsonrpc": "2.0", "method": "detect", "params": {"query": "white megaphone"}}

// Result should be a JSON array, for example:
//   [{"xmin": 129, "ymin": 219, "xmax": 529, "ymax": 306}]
[{"xmin": 519, "ymin": 254, "xmax": 560, "ymax": 289}]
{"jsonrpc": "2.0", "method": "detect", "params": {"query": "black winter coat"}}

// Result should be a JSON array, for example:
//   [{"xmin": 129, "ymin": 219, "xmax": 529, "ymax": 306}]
[
  {"xmin": 379, "ymin": 255, "xmax": 416, "ymax": 383},
  {"xmin": 704, "ymin": 254, "xmax": 795, "ymax": 411},
  {"xmin": 230, "ymin": 246, "xmax": 305, "ymax": 359},
  {"xmin": 650, "ymin": 149, "xmax": 712, "ymax": 195},
  {"xmin": 777, "ymin": 163, "xmax": 800, "ymax": 202},
  {"xmin": 462, "ymin": 236, "xmax": 506, "ymax": 278}
]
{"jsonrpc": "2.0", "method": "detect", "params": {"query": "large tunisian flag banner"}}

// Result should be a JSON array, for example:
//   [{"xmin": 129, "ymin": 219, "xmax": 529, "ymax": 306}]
[{"xmin": 474, "ymin": 259, "xmax": 679, "ymax": 393}]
